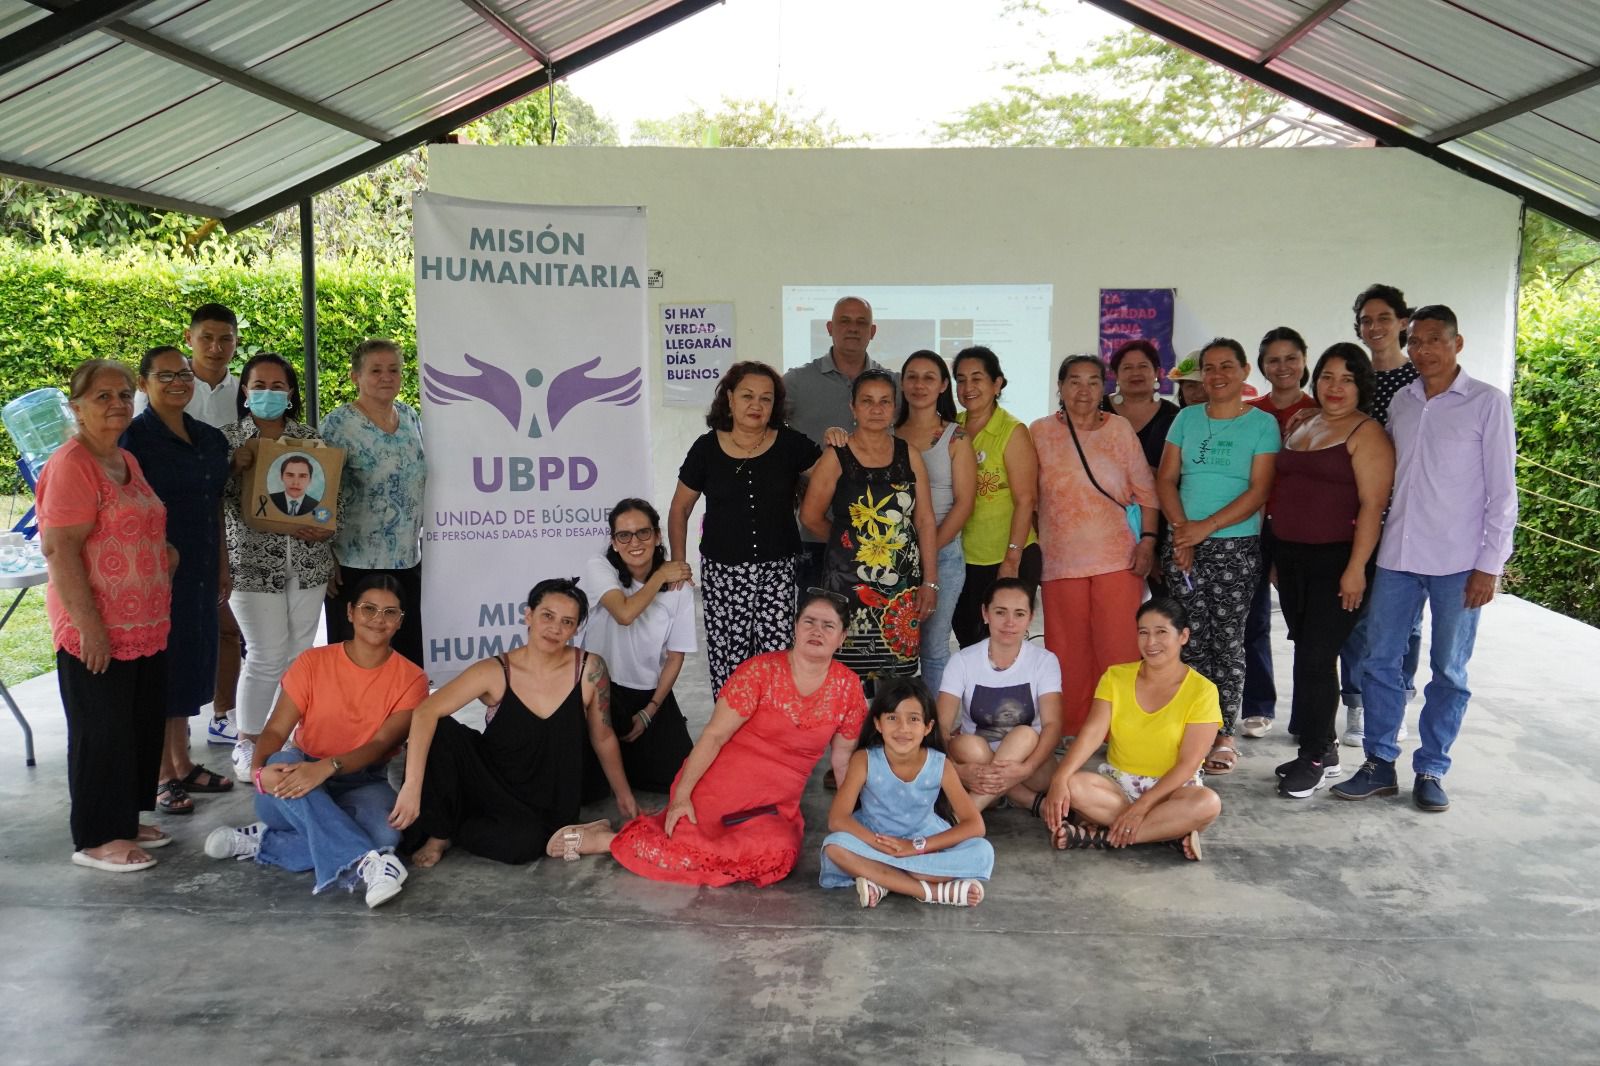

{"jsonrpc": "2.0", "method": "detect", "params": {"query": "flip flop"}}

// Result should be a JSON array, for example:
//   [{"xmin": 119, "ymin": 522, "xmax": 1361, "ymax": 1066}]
[
  {"xmin": 71, "ymin": 850, "xmax": 157, "ymax": 873},
  {"xmin": 137, "ymin": 827, "xmax": 174, "ymax": 849},
  {"xmin": 180, "ymin": 764, "xmax": 235, "ymax": 793},
  {"xmin": 1167, "ymin": 829, "xmax": 1203, "ymax": 861}
]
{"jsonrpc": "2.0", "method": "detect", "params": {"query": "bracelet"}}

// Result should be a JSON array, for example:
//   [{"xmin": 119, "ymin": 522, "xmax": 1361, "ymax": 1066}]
[
  {"xmin": 253, "ymin": 768, "xmax": 265, "ymax": 795},
  {"xmin": 1006, "ymin": 543, "xmax": 1021, "ymax": 552},
  {"xmin": 1140, "ymin": 531, "xmax": 1157, "ymax": 540},
  {"xmin": 924, "ymin": 581, "xmax": 941, "ymax": 591}
]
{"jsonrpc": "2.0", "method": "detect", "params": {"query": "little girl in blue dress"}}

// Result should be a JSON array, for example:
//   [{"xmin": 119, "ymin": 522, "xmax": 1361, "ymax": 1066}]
[{"xmin": 820, "ymin": 677, "xmax": 994, "ymax": 907}]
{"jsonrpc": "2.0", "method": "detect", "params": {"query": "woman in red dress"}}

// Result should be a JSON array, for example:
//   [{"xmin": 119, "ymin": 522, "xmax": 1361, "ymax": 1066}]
[{"xmin": 583, "ymin": 592, "xmax": 868, "ymax": 887}]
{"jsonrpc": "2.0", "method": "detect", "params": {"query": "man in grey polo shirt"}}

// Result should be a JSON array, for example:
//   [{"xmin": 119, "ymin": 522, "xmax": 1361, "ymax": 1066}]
[{"xmin": 783, "ymin": 295, "xmax": 897, "ymax": 585}]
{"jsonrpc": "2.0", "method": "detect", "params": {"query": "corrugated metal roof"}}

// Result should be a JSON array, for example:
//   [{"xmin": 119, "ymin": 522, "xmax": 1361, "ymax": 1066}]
[
  {"xmin": 0, "ymin": 0, "xmax": 720, "ymax": 228},
  {"xmin": 1085, "ymin": 0, "xmax": 1600, "ymax": 239}
]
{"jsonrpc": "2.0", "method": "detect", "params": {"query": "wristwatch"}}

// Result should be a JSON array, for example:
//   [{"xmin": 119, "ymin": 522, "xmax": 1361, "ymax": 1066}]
[{"xmin": 912, "ymin": 836, "xmax": 927, "ymax": 852}]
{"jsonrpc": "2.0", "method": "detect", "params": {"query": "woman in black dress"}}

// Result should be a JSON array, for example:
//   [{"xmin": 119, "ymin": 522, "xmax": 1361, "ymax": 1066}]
[
  {"xmin": 799, "ymin": 370, "xmax": 939, "ymax": 686},
  {"xmin": 388, "ymin": 578, "xmax": 639, "ymax": 866}
]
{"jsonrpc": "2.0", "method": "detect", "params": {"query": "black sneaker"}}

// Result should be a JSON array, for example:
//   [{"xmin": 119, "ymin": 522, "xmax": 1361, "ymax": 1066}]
[
  {"xmin": 1276, "ymin": 746, "xmax": 1340, "ymax": 780},
  {"xmin": 1278, "ymin": 757, "xmax": 1332, "ymax": 799}
]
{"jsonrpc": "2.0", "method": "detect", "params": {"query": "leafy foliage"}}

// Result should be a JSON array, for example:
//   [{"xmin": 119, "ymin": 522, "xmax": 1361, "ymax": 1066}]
[
  {"xmin": 632, "ymin": 94, "xmax": 858, "ymax": 148},
  {"xmin": 1521, "ymin": 211, "xmax": 1600, "ymax": 287},
  {"xmin": 938, "ymin": 28, "xmax": 1289, "ymax": 147},
  {"xmin": 0, "ymin": 240, "xmax": 415, "ymax": 492},
  {"xmin": 1507, "ymin": 274, "xmax": 1600, "ymax": 625},
  {"xmin": 0, "ymin": 89, "xmax": 617, "ymax": 266}
]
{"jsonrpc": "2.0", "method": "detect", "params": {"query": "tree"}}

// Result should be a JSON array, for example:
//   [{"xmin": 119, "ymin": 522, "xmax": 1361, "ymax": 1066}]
[
  {"xmin": 1522, "ymin": 210, "xmax": 1600, "ymax": 287},
  {"xmin": 0, "ymin": 86, "xmax": 619, "ymax": 265},
  {"xmin": 631, "ymin": 94, "xmax": 858, "ymax": 148},
  {"xmin": 938, "ymin": 28, "xmax": 1294, "ymax": 148}
]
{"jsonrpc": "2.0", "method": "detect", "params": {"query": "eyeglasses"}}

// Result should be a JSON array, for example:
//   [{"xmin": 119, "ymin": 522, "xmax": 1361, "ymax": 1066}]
[
  {"xmin": 355, "ymin": 602, "xmax": 404, "ymax": 622},
  {"xmin": 153, "ymin": 371, "xmax": 196, "ymax": 384},
  {"xmin": 612, "ymin": 528, "xmax": 657, "ymax": 544}
]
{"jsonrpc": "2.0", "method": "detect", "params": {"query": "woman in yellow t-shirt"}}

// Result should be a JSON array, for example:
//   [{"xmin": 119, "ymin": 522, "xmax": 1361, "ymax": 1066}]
[{"xmin": 1041, "ymin": 597, "xmax": 1222, "ymax": 861}]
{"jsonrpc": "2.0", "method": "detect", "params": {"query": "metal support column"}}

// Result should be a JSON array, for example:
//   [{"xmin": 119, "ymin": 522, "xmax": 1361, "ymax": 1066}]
[{"xmin": 299, "ymin": 197, "xmax": 319, "ymax": 426}]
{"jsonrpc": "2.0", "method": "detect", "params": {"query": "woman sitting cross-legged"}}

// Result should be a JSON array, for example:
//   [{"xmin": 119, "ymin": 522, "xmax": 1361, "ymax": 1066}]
[
  {"xmin": 203, "ymin": 575, "xmax": 428, "ymax": 907},
  {"xmin": 1041, "ymin": 597, "xmax": 1223, "ymax": 861},
  {"xmin": 936, "ymin": 578, "xmax": 1063, "ymax": 816},
  {"xmin": 820, "ymin": 677, "xmax": 993, "ymax": 908},
  {"xmin": 389, "ymin": 577, "xmax": 639, "ymax": 867},
  {"xmin": 592, "ymin": 591, "xmax": 868, "ymax": 887}
]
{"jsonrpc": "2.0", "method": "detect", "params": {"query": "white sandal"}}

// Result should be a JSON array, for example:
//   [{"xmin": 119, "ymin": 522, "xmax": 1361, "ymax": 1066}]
[
  {"xmin": 546, "ymin": 819, "xmax": 611, "ymax": 861},
  {"xmin": 854, "ymin": 876, "xmax": 885, "ymax": 908},
  {"xmin": 1239, "ymin": 716, "xmax": 1273, "ymax": 738},
  {"xmin": 919, "ymin": 879, "xmax": 985, "ymax": 907}
]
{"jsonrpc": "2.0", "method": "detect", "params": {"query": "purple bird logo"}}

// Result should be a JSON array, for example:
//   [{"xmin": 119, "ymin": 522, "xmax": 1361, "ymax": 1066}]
[{"xmin": 423, "ymin": 354, "xmax": 642, "ymax": 439}]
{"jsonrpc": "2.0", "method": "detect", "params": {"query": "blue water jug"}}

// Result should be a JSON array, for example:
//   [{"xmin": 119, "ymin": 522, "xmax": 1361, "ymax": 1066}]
[{"xmin": 3, "ymin": 388, "xmax": 76, "ymax": 482}]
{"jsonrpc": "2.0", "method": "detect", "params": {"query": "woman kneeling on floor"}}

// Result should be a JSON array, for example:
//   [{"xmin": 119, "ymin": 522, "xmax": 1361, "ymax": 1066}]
[
  {"xmin": 1041, "ymin": 597, "xmax": 1222, "ymax": 861},
  {"xmin": 204, "ymin": 575, "xmax": 428, "ymax": 906},
  {"xmin": 821, "ymin": 677, "xmax": 993, "ymax": 908},
  {"xmin": 388, "ymin": 577, "xmax": 638, "ymax": 867}
]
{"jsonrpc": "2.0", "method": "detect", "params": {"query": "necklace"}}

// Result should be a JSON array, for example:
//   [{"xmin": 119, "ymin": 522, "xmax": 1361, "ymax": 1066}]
[
  {"xmin": 987, "ymin": 642, "xmax": 1020, "ymax": 671},
  {"xmin": 730, "ymin": 428, "xmax": 769, "ymax": 475}
]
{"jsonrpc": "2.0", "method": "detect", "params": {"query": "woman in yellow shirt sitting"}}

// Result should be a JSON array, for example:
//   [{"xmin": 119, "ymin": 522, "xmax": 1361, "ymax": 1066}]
[{"xmin": 1040, "ymin": 597, "xmax": 1222, "ymax": 861}]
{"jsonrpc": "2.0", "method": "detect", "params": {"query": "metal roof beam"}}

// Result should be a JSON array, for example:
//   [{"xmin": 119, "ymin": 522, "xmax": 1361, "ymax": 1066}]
[
  {"xmin": 0, "ymin": 0, "xmax": 154, "ymax": 78},
  {"xmin": 1257, "ymin": 0, "xmax": 1350, "ymax": 64},
  {"xmin": 1081, "ymin": 0, "xmax": 1600, "ymax": 240},
  {"xmin": 458, "ymin": 0, "xmax": 551, "ymax": 66},
  {"xmin": 222, "ymin": 0, "xmax": 726, "ymax": 232},
  {"xmin": 1429, "ymin": 64, "xmax": 1600, "ymax": 145},
  {"xmin": 24, "ymin": 0, "xmax": 390, "ymax": 142},
  {"xmin": 0, "ymin": 157, "xmax": 222, "ymax": 216}
]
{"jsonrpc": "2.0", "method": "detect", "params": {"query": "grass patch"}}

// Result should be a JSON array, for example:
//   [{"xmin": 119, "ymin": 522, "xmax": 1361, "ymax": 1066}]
[{"xmin": 0, "ymin": 492, "xmax": 52, "ymax": 685}]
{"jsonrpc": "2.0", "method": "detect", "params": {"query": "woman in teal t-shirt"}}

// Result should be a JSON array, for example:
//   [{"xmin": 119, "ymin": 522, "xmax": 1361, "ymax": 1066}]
[{"xmin": 1154, "ymin": 338, "xmax": 1279, "ymax": 774}]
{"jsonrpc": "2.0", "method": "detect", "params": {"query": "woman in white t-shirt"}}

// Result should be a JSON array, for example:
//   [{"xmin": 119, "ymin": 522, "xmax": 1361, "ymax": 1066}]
[
  {"xmin": 579, "ymin": 499, "xmax": 697, "ymax": 799},
  {"xmin": 936, "ymin": 578, "xmax": 1063, "ymax": 815}
]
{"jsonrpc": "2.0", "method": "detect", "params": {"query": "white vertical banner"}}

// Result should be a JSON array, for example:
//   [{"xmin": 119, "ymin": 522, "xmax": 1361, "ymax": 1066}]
[{"xmin": 414, "ymin": 193, "xmax": 649, "ymax": 681}]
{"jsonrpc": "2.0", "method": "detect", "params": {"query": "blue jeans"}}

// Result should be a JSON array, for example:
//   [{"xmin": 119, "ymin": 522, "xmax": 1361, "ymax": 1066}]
[
  {"xmin": 254, "ymin": 750, "xmax": 400, "ymax": 894},
  {"xmin": 1360, "ymin": 568, "xmax": 1481, "ymax": 776},
  {"xmin": 920, "ymin": 538, "xmax": 966, "ymax": 697},
  {"xmin": 1340, "ymin": 611, "xmax": 1421, "ymax": 708}
]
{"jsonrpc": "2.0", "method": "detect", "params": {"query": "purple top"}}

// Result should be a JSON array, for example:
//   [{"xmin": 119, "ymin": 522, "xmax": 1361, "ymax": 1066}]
[{"xmin": 1378, "ymin": 369, "xmax": 1517, "ymax": 577}]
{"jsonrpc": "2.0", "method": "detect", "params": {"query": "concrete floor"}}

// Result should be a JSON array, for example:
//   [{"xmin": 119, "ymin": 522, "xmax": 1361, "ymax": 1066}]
[{"xmin": 2, "ymin": 593, "xmax": 1597, "ymax": 1065}]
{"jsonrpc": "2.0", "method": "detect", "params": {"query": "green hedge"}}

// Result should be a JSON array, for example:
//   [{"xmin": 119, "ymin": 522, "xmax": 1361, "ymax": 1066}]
[
  {"xmin": 1508, "ymin": 275, "xmax": 1600, "ymax": 626},
  {"xmin": 2, "ymin": 240, "xmax": 1598, "ymax": 628},
  {"xmin": 0, "ymin": 241, "xmax": 415, "ymax": 491}
]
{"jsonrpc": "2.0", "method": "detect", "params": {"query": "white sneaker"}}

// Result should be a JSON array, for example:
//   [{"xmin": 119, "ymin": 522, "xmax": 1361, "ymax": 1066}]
[
  {"xmin": 1341, "ymin": 706, "xmax": 1364, "ymax": 748},
  {"xmin": 207, "ymin": 716, "xmax": 239, "ymax": 745},
  {"xmin": 205, "ymin": 822, "xmax": 265, "ymax": 860},
  {"xmin": 358, "ymin": 850, "xmax": 407, "ymax": 909},
  {"xmin": 231, "ymin": 738, "xmax": 255, "ymax": 782},
  {"xmin": 1397, "ymin": 721, "xmax": 1409, "ymax": 743}
]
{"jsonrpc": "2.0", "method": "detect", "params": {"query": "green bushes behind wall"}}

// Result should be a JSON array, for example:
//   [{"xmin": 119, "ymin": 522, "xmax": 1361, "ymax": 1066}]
[
  {"xmin": 1509, "ymin": 276, "xmax": 1600, "ymax": 627},
  {"xmin": 0, "ymin": 241, "xmax": 415, "ymax": 490}
]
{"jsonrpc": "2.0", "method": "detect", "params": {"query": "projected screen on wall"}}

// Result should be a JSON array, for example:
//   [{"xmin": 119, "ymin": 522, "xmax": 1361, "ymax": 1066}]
[{"xmin": 781, "ymin": 285, "xmax": 1055, "ymax": 428}]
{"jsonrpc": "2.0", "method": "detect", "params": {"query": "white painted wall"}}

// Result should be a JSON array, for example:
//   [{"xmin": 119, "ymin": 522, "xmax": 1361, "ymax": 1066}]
[{"xmin": 428, "ymin": 145, "xmax": 1521, "ymax": 537}]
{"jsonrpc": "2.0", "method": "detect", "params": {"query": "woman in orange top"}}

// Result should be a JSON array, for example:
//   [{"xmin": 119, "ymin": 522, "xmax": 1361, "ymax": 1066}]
[
  {"xmin": 39, "ymin": 359, "xmax": 176, "ymax": 873},
  {"xmin": 1031, "ymin": 355, "xmax": 1159, "ymax": 737},
  {"xmin": 203, "ymin": 575, "xmax": 428, "ymax": 909}
]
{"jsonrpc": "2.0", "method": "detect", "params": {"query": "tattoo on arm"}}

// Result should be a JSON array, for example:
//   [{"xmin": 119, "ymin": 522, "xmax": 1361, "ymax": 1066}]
[{"xmin": 587, "ymin": 656, "xmax": 612, "ymax": 728}]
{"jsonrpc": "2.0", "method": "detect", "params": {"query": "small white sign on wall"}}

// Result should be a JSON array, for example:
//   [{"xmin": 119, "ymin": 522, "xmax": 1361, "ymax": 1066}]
[{"xmin": 661, "ymin": 302, "xmax": 734, "ymax": 408}]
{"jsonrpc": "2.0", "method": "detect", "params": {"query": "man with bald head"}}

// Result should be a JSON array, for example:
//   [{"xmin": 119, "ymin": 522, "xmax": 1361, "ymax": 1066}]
[{"xmin": 783, "ymin": 295, "xmax": 898, "ymax": 586}]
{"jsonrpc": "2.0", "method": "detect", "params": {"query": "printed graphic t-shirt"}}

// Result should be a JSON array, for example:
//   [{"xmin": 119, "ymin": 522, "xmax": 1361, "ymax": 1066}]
[{"xmin": 940, "ymin": 640, "xmax": 1062, "ymax": 743}]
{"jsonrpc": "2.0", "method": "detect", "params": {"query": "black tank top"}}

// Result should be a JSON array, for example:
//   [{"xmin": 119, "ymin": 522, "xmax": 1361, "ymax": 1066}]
[{"xmin": 483, "ymin": 649, "xmax": 587, "ymax": 818}]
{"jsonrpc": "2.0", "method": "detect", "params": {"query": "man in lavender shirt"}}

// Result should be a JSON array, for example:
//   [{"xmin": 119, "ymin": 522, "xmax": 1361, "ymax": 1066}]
[{"xmin": 1333, "ymin": 305, "xmax": 1517, "ymax": 812}]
